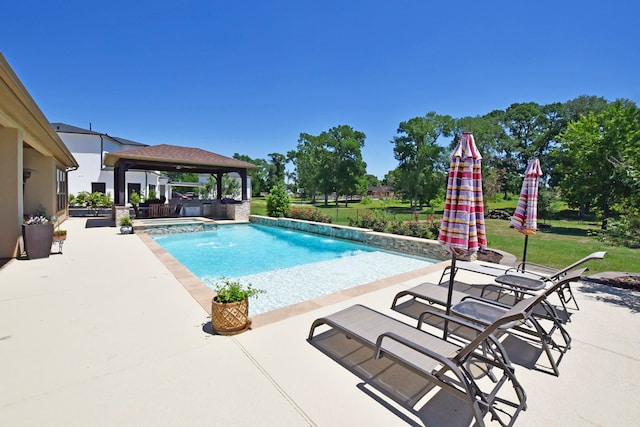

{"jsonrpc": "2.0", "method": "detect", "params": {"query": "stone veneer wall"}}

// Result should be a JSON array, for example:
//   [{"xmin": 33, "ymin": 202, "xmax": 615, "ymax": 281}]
[
  {"xmin": 139, "ymin": 223, "xmax": 217, "ymax": 234},
  {"xmin": 250, "ymin": 215, "xmax": 448, "ymax": 261},
  {"xmin": 167, "ymin": 199, "xmax": 251, "ymax": 221},
  {"xmin": 113, "ymin": 206, "xmax": 131, "ymax": 225}
]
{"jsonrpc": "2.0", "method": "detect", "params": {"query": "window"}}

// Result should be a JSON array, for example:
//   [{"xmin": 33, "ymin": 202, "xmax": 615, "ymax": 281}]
[
  {"xmin": 91, "ymin": 182, "xmax": 106, "ymax": 194},
  {"xmin": 56, "ymin": 168, "xmax": 67, "ymax": 211}
]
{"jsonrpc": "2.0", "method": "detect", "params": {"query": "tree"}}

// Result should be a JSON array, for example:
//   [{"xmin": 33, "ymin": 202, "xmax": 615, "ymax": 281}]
[
  {"xmin": 266, "ymin": 152, "xmax": 287, "ymax": 190},
  {"xmin": 364, "ymin": 174, "xmax": 380, "ymax": 187},
  {"xmin": 391, "ymin": 112, "xmax": 452, "ymax": 208},
  {"xmin": 328, "ymin": 125, "xmax": 367, "ymax": 206},
  {"xmin": 222, "ymin": 174, "xmax": 241, "ymax": 199},
  {"xmin": 234, "ymin": 154, "xmax": 269, "ymax": 196},
  {"xmin": 454, "ymin": 113, "xmax": 510, "ymax": 199},
  {"xmin": 198, "ymin": 175, "xmax": 216, "ymax": 199},
  {"xmin": 291, "ymin": 125, "xmax": 367, "ymax": 206},
  {"xmin": 288, "ymin": 134, "xmax": 324, "ymax": 203},
  {"xmin": 557, "ymin": 99, "xmax": 640, "ymax": 224}
]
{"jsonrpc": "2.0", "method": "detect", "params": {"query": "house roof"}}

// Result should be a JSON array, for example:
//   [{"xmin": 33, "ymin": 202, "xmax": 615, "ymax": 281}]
[
  {"xmin": 103, "ymin": 144, "xmax": 256, "ymax": 171},
  {"xmin": 0, "ymin": 55, "xmax": 78, "ymax": 168},
  {"xmin": 51, "ymin": 123, "xmax": 103, "ymax": 136},
  {"xmin": 51, "ymin": 123, "xmax": 147, "ymax": 147}
]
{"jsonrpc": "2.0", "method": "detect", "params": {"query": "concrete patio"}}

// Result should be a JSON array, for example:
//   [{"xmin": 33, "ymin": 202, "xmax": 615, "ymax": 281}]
[{"xmin": 1, "ymin": 217, "xmax": 639, "ymax": 426}]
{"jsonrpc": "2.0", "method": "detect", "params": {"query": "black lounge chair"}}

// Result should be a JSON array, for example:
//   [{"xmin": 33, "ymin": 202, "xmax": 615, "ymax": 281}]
[
  {"xmin": 391, "ymin": 269, "xmax": 587, "ymax": 376},
  {"xmin": 308, "ymin": 298, "xmax": 541, "ymax": 426},
  {"xmin": 438, "ymin": 251, "xmax": 606, "ymax": 311}
]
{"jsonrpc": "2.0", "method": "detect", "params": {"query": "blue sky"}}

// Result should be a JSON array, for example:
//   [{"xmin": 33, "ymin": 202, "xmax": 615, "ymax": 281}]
[{"xmin": 2, "ymin": 1, "xmax": 638, "ymax": 178}]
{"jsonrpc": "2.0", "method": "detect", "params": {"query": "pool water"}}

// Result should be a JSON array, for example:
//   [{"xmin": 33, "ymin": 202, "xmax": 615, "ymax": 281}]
[{"xmin": 152, "ymin": 224, "xmax": 436, "ymax": 315}]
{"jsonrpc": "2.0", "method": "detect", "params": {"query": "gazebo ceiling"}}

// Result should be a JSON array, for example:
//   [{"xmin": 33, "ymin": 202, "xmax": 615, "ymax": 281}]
[{"xmin": 103, "ymin": 144, "xmax": 256, "ymax": 173}]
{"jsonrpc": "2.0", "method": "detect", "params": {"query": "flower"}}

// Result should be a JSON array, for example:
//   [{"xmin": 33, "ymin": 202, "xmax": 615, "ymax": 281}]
[{"xmin": 23, "ymin": 215, "xmax": 50, "ymax": 225}]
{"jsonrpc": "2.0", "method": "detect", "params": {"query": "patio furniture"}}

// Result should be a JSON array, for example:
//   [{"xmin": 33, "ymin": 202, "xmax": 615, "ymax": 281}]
[
  {"xmin": 147, "ymin": 204, "xmax": 172, "ymax": 218},
  {"xmin": 438, "ymin": 251, "xmax": 606, "ymax": 310},
  {"xmin": 391, "ymin": 269, "xmax": 586, "ymax": 376},
  {"xmin": 308, "ymin": 301, "xmax": 532, "ymax": 427}
]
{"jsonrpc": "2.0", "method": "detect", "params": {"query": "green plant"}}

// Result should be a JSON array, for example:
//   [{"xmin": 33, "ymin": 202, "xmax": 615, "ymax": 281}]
[
  {"xmin": 53, "ymin": 229, "xmax": 67, "ymax": 238},
  {"xmin": 129, "ymin": 191, "xmax": 141, "ymax": 206},
  {"xmin": 146, "ymin": 188, "xmax": 157, "ymax": 201},
  {"xmin": 284, "ymin": 207, "xmax": 332, "ymax": 223},
  {"xmin": 266, "ymin": 183, "xmax": 290, "ymax": 217},
  {"xmin": 213, "ymin": 278, "xmax": 265, "ymax": 303},
  {"xmin": 119, "ymin": 216, "xmax": 133, "ymax": 227}
]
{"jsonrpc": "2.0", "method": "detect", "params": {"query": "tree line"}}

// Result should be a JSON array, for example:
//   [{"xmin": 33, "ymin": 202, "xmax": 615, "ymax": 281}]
[{"xmin": 234, "ymin": 95, "xmax": 640, "ymax": 223}]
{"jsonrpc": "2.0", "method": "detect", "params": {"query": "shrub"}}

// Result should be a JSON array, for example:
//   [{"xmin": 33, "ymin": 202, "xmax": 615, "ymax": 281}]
[
  {"xmin": 348, "ymin": 211, "xmax": 442, "ymax": 239},
  {"xmin": 70, "ymin": 191, "xmax": 113, "ymax": 212},
  {"xmin": 284, "ymin": 207, "xmax": 332, "ymax": 223},
  {"xmin": 598, "ymin": 210, "xmax": 640, "ymax": 248},
  {"xmin": 348, "ymin": 209, "xmax": 388, "ymax": 232},
  {"xmin": 266, "ymin": 183, "xmax": 290, "ymax": 217}
]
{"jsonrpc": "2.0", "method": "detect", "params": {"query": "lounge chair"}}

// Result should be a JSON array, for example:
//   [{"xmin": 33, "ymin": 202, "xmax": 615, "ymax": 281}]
[
  {"xmin": 438, "ymin": 251, "xmax": 606, "ymax": 310},
  {"xmin": 308, "ymin": 299, "xmax": 539, "ymax": 426},
  {"xmin": 391, "ymin": 269, "xmax": 586, "ymax": 376}
]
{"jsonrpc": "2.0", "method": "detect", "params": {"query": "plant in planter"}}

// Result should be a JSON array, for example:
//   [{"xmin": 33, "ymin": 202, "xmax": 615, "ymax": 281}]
[
  {"xmin": 210, "ymin": 278, "xmax": 265, "ymax": 335},
  {"xmin": 53, "ymin": 229, "xmax": 67, "ymax": 240},
  {"xmin": 51, "ymin": 216, "xmax": 67, "ymax": 241},
  {"xmin": 119, "ymin": 215, "xmax": 133, "ymax": 234},
  {"xmin": 22, "ymin": 207, "xmax": 54, "ymax": 259}
]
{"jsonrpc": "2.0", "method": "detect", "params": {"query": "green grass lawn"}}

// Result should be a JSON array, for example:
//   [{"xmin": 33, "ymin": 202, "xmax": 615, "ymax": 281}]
[{"xmin": 250, "ymin": 197, "xmax": 639, "ymax": 275}]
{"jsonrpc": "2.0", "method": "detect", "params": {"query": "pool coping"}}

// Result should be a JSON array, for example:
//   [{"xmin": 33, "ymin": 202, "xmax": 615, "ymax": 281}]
[{"xmin": 137, "ymin": 231, "xmax": 449, "ymax": 328}]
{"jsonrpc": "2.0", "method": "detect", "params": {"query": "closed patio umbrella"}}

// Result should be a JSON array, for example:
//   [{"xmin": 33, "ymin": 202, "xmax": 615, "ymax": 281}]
[
  {"xmin": 438, "ymin": 132, "xmax": 486, "ymax": 337},
  {"xmin": 511, "ymin": 158, "xmax": 543, "ymax": 269}
]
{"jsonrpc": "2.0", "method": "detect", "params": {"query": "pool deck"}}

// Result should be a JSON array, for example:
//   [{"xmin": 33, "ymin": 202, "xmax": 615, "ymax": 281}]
[{"xmin": 1, "ymin": 217, "xmax": 639, "ymax": 426}]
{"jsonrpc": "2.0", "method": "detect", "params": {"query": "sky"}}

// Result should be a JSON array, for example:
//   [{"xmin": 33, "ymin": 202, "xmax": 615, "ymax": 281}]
[{"xmin": 2, "ymin": 1, "xmax": 639, "ymax": 178}]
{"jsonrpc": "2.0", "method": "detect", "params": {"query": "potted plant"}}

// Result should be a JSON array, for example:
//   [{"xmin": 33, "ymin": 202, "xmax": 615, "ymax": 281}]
[
  {"xmin": 119, "ymin": 216, "xmax": 133, "ymax": 234},
  {"xmin": 210, "ymin": 278, "xmax": 265, "ymax": 335},
  {"xmin": 53, "ymin": 229, "xmax": 68, "ymax": 240},
  {"xmin": 51, "ymin": 216, "xmax": 67, "ymax": 241},
  {"xmin": 22, "ymin": 208, "xmax": 54, "ymax": 259}
]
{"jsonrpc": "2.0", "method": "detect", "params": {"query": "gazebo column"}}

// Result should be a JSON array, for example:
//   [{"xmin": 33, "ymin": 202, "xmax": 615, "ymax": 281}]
[
  {"xmin": 216, "ymin": 173, "xmax": 223, "ymax": 200},
  {"xmin": 240, "ymin": 169, "xmax": 248, "ymax": 200}
]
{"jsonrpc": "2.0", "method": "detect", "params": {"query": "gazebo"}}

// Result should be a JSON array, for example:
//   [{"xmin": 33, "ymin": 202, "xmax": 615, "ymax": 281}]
[{"xmin": 103, "ymin": 144, "xmax": 256, "ymax": 220}]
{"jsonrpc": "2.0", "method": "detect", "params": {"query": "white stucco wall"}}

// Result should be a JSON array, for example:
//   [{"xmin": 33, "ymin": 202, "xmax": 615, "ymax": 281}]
[{"xmin": 59, "ymin": 131, "xmax": 161, "ymax": 200}]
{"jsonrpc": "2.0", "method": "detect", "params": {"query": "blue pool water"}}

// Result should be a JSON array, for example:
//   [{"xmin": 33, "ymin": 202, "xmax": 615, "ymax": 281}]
[{"xmin": 152, "ymin": 224, "xmax": 436, "ymax": 315}]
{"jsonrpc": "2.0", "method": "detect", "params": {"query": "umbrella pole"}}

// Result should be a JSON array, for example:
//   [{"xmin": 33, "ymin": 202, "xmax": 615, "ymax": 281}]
[
  {"xmin": 443, "ymin": 254, "xmax": 456, "ymax": 340},
  {"xmin": 522, "ymin": 235, "xmax": 529, "ymax": 270}
]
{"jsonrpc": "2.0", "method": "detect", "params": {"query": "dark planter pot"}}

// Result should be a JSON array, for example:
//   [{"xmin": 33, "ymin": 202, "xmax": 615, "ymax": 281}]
[{"xmin": 22, "ymin": 223, "xmax": 54, "ymax": 259}]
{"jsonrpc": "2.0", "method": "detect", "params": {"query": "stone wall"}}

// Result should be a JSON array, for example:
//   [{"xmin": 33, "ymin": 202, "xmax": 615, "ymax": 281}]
[
  {"xmin": 250, "ymin": 215, "xmax": 448, "ymax": 261},
  {"xmin": 167, "ymin": 199, "xmax": 251, "ymax": 221},
  {"xmin": 112, "ymin": 206, "xmax": 131, "ymax": 225}
]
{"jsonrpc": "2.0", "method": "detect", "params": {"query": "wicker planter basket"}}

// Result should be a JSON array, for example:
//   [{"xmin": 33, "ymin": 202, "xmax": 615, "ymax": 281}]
[{"xmin": 211, "ymin": 298, "xmax": 251, "ymax": 335}]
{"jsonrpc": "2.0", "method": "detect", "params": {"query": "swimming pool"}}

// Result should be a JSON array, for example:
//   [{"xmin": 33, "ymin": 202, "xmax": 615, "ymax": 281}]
[{"xmin": 152, "ymin": 224, "xmax": 436, "ymax": 315}]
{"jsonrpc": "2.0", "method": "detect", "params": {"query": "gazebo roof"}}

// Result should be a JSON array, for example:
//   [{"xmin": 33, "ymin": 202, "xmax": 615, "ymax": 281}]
[{"xmin": 103, "ymin": 144, "xmax": 256, "ymax": 172}]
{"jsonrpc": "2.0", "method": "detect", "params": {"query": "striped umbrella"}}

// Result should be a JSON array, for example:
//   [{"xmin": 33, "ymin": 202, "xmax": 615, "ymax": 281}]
[
  {"xmin": 438, "ymin": 132, "xmax": 486, "ymax": 336},
  {"xmin": 511, "ymin": 158, "xmax": 543, "ymax": 268}
]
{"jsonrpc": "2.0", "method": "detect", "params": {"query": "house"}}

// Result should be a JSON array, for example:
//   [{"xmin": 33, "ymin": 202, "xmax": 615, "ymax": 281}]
[
  {"xmin": 0, "ymin": 53, "xmax": 79, "ymax": 259},
  {"xmin": 53, "ymin": 124, "xmax": 252, "ymax": 205},
  {"xmin": 367, "ymin": 185, "xmax": 394, "ymax": 199},
  {"xmin": 52, "ymin": 123, "xmax": 166, "ymax": 203}
]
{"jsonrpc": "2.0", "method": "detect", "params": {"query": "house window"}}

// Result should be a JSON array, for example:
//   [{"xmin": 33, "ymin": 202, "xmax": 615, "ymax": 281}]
[
  {"xmin": 91, "ymin": 182, "xmax": 106, "ymax": 194},
  {"xmin": 56, "ymin": 168, "xmax": 67, "ymax": 211}
]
